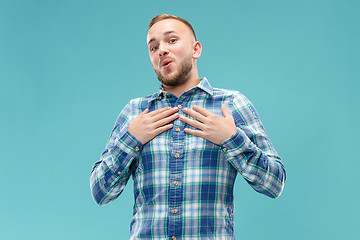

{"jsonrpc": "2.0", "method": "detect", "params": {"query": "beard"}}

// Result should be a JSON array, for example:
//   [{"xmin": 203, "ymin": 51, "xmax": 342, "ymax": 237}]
[{"xmin": 155, "ymin": 55, "xmax": 193, "ymax": 87}]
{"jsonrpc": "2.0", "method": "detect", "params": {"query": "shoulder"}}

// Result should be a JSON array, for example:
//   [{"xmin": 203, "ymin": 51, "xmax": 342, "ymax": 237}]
[
  {"xmin": 125, "ymin": 92, "xmax": 158, "ymax": 112},
  {"xmin": 212, "ymin": 86, "xmax": 259, "ymax": 125},
  {"xmin": 211, "ymin": 86, "xmax": 252, "ymax": 106},
  {"xmin": 113, "ymin": 92, "xmax": 156, "ymax": 127}
]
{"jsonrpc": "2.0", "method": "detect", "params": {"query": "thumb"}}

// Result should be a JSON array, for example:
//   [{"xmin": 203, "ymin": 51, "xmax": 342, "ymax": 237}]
[
  {"xmin": 141, "ymin": 108, "xmax": 149, "ymax": 114},
  {"xmin": 221, "ymin": 104, "xmax": 230, "ymax": 118}
]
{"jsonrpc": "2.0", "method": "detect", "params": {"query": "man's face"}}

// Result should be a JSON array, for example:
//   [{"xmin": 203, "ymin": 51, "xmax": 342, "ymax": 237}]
[{"xmin": 147, "ymin": 19, "xmax": 196, "ymax": 87}]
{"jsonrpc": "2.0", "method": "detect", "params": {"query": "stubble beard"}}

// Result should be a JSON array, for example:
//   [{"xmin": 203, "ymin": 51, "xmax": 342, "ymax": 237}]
[{"xmin": 155, "ymin": 55, "xmax": 193, "ymax": 87}]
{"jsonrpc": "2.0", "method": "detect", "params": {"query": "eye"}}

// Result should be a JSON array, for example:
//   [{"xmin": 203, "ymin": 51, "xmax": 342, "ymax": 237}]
[
  {"xmin": 150, "ymin": 45, "xmax": 158, "ymax": 52},
  {"xmin": 169, "ymin": 38, "xmax": 177, "ymax": 43}
]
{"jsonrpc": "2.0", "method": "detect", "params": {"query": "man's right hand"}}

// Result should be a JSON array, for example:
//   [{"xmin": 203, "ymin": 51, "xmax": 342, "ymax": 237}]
[{"xmin": 128, "ymin": 107, "xmax": 179, "ymax": 145}]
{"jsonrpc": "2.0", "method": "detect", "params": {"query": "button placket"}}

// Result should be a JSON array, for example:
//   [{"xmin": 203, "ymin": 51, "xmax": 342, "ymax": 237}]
[{"xmin": 168, "ymin": 99, "xmax": 186, "ymax": 238}]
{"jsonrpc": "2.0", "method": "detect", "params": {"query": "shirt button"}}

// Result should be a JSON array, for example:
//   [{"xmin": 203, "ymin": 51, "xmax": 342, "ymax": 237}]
[
  {"xmin": 172, "ymin": 208, "xmax": 178, "ymax": 214},
  {"xmin": 174, "ymin": 153, "xmax": 180, "ymax": 158},
  {"xmin": 239, "ymin": 169, "xmax": 243, "ymax": 173},
  {"xmin": 117, "ymin": 171, "xmax": 122, "ymax": 175},
  {"xmin": 134, "ymin": 146, "xmax": 140, "ymax": 151},
  {"xmin": 172, "ymin": 236, "xmax": 177, "ymax": 240},
  {"xmin": 163, "ymin": 92, "xmax": 167, "ymax": 97},
  {"xmin": 176, "ymin": 127, "xmax": 180, "ymax": 132},
  {"xmin": 173, "ymin": 181, "xmax": 179, "ymax": 186},
  {"xmin": 222, "ymin": 147, "xmax": 227, "ymax": 152},
  {"xmin": 177, "ymin": 104, "xmax": 182, "ymax": 109}
]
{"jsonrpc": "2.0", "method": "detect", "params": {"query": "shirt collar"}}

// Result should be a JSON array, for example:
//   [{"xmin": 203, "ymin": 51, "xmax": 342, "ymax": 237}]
[
  {"xmin": 148, "ymin": 77, "xmax": 214, "ymax": 102},
  {"xmin": 196, "ymin": 77, "xmax": 214, "ymax": 96}
]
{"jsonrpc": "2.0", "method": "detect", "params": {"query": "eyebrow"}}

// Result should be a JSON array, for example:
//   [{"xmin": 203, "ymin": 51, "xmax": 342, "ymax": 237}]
[{"xmin": 148, "ymin": 31, "xmax": 177, "ymax": 45}]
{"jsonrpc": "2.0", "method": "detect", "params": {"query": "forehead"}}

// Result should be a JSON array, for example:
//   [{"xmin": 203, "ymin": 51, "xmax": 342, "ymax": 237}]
[{"xmin": 147, "ymin": 19, "xmax": 194, "ymax": 43}]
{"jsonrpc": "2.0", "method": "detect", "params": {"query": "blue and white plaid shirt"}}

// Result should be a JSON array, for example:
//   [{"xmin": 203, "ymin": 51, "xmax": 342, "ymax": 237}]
[{"xmin": 90, "ymin": 78, "xmax": 286, "ymax": 239}]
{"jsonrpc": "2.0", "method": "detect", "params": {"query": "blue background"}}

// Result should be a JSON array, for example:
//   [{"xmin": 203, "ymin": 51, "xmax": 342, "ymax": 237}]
[{"xmin": 1, "ymin": 0, "xmax": 359, "ymax": 239}]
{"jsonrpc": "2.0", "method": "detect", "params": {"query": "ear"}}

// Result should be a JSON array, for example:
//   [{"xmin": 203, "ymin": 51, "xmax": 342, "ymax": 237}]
[{"xmin": 192, "ymin": 41, "xmax": 202, "ymax": 60}]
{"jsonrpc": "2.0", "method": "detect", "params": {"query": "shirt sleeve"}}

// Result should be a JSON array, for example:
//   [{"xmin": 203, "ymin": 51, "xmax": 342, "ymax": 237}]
[
  {"xmin": 90, "ymin": 101, "xmax": 143, "ymax": 206},
  {"xmin": 220, "ymin": 92, "xmax": 286, "ymax": 198}
]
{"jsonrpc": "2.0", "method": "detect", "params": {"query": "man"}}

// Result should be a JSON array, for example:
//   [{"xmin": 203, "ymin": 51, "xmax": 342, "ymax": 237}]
[{"xmin": 90, "ymin": 14, "xmax": 286, "ymax": 239}]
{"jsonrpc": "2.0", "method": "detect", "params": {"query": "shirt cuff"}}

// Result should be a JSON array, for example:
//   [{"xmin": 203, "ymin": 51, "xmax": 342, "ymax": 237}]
[
  {"xmin": 112, "ymin": 130, "xmax": 143, "ymax": 177},
  {"xmin": 117, "ymin": 130, "xmax": 143, "ymax": 157},
  {"xmin": 219, "ymin": 128, "xmax": 251, "ymax": 166}
]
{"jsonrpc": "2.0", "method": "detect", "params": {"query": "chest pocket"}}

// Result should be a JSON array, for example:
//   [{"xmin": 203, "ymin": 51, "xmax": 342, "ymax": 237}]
[
  {"xmin": 188, "ymin": 135, "xmax": 224, "ymax": 169},
  {"xmin": 189, "ymin": 135, "xmax": 219, "ymax": 150}
]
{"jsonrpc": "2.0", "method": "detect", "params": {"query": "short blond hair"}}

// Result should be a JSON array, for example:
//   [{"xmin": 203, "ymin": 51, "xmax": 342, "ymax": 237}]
[{"xmin": 148, "ymin": 14, "xmax": 197, "ymax": 40}]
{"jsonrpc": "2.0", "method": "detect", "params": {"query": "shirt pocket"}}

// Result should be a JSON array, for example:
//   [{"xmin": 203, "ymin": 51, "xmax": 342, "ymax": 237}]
[{"xmin": 189, "ymin": 135, "xmax": 219, "ymax": 150}]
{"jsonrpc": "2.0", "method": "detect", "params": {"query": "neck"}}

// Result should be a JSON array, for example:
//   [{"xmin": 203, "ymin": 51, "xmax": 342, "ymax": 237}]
[{"xmin": 163, "ymin": 74, "xmax": 200, "ymax": 98}]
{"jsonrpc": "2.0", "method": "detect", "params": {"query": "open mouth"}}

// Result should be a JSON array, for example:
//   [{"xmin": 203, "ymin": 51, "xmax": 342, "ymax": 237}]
[{"xmin": 162, "ymin": 60, "xmax": 172, "ymax": 68}]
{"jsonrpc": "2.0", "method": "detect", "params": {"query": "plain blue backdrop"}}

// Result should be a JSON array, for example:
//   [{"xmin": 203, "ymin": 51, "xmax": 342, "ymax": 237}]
[{"xmin": 0, "ymin": 0, "xmax": 359, "ymax": 239}]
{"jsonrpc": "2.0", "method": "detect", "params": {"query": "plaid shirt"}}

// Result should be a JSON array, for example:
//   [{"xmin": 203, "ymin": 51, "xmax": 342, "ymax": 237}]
[{"xmin": 90, "ymin": 78, "xmax": 286, "ymax": 239}]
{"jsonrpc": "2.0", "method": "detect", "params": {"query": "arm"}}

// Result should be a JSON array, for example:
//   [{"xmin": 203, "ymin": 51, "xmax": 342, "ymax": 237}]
[
  {"xmin": 220, "ymin": 93, "xmax": 286, "ymax": 198},
  {"xmin": 90, "ymin": 102, "xmax": 142, "ymax": 206},
  {"xmin": 90, "ymin": 103, "xmax": 179, "ymax": 206},
  {"xmin": 180, "ymin": 93, "xmax": 286, "ymax": 198}
]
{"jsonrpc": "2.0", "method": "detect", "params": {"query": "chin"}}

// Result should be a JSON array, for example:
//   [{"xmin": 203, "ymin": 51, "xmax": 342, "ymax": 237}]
[
  {"xmin": 157, "ymin": 72, "xmax": 179, "ymax": 86},
  {"xmin": 156, "ymin": 57, "xmax": 193, "ymax": 87}
]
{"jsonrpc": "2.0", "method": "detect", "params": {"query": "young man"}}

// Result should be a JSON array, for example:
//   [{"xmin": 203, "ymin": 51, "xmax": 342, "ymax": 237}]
[{"xmin": 90, "ymin": 14, "xmax": 286, "ymax": 240}]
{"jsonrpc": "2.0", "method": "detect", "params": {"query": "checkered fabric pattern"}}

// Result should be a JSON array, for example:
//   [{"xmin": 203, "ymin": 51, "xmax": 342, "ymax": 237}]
[{"xmin": 90, "ymin": 78, "xmax": 286, "ymax": 239}]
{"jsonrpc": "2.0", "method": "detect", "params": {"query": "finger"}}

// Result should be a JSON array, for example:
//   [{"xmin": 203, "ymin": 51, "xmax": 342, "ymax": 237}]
[
  {"xmin": 192, "ymin": 105, "xmax": 212, "ymax": 117},
  {"xmin": 154, "ymin": 112, "xmax": 179, "ymax": 128},
  {"xmin": 149, "ymin": 107, "xmax": 179, "ymax": 117},
  {"xmin": 147, "ymin": 107, "xmax": 178, "ymax": 124},
  {"xmin": 221, "ymin": 104, "xmax": 230, "ymax": 118},
  {"xmin": 148, "ymin": 107, "xmax": 172, "ymax": 117},
  {"xmin": 151, "ymin": 107, "xmax": 179, "ymax": 121},
  {"xmin": 184, "ymin": 128, "xmax": 204, "ymax": 138},
  {"xmin": 180, "ymin": 116, "xmax": 204, "ymax": 130},
  {"xmin": 183, "ymin": 107, "xmax": 207, "ymax": 123},
  {"xmin": 140, "ymin": 108, "xmax": 150, "ymax": 115},
  {"xmin": 153, "ymin": 123, "xmax": 174, "ymax": 136}
]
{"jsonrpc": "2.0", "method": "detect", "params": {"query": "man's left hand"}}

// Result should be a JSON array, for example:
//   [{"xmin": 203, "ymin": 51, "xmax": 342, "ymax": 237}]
[{"xmin": 180, "ymin": 104, "xmax": 237, "ymax": 145}]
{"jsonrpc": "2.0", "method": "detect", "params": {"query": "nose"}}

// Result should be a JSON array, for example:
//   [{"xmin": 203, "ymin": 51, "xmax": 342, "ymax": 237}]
[{"xmin": 159, "ymin": 43, "xmax": 169, "ymax": 57}]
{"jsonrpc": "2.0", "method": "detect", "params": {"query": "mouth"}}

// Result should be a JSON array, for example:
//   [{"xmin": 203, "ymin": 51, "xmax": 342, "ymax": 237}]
[{"xmin": 161, "ymin": 59, "xmax": 172, "ymax": 68}]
